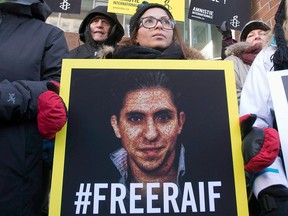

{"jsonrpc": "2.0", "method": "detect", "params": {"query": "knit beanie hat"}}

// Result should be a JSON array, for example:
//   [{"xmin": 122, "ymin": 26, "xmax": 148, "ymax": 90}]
[
  {"xmin": 239, "ymin": 20, "xmax": 270, "ymax": 41},
  {"xmin": 273, "ymin": 0, "xmax": 288, "ymax": 70},
  {"xmin": 129, "ymin": 1, "xmax": 173, "ymax": 35}
]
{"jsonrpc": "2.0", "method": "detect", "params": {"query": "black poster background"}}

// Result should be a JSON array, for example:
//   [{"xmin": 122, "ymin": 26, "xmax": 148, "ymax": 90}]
[
  {"xmin": 188, "ymin": 0, "xmax": 250, "ymax": 30},
  {"xmin": 59, "ymin": 68, "xmax": 238, "ymax": 215},
  {"xmin": 45, "ymin": 0, "xmax": 81, "ymax": 14}
]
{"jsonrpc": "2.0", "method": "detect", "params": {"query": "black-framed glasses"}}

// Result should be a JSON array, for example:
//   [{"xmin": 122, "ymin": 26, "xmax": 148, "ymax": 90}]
[{"xmin": 139, "ymin": 16, "xmax": 176, "ymax": 30}]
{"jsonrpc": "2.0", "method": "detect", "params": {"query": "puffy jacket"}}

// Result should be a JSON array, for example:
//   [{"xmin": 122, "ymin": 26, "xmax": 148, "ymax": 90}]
[{"xmin": 0, "ymin": 2, "xmax": 68, "ymax": 215}]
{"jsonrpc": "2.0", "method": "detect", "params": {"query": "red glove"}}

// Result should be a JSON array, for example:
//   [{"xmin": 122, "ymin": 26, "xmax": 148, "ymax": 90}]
[
  {"xmin": 240, "ymin": 114, "xmax": 280, "ymax": 173},
  {"xmin": 37, "ymin": 82, "xmax": 67, "ymax": 140}
]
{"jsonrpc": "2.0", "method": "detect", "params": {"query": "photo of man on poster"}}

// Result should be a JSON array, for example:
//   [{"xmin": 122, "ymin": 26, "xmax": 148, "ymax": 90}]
[{"xmin": 109, "ymin": 71, "xmax": 186, "ymax": 207}]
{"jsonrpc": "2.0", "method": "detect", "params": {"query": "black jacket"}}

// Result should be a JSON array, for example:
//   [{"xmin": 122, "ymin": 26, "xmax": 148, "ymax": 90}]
[
  {"xmin": 0, "ymin": 2, "xmax": 68, "ymax": 215},
  {"xmin": 69, "ymin": 6, "xmax": 124, "ymax": 58}
]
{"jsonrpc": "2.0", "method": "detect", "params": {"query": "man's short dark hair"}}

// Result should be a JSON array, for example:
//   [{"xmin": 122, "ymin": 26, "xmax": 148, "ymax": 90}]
[{"xmin": 110, "ymin": 70, "xmax": 183, "ymax": 117}]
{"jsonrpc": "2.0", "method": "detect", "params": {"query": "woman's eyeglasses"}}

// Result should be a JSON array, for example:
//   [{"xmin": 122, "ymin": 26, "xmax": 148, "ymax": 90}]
[{"xmin": 139, "ymin": 16, "xmax": 176, "ymax": 30}]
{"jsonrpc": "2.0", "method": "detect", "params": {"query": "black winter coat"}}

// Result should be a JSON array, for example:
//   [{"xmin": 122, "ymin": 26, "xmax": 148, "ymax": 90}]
[{"xmin": 0, "ymin": 3, "xmax": 68, "ymax": 215}]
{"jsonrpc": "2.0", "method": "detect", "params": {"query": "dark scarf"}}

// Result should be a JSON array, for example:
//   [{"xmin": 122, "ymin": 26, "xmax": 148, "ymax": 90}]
[
  {"xmin": 113, "ymin": 42, "xmax": 184, "ymax": 59},
  {"xmin": 239, "ymin": 44, "xmax": 262, "ymax": 65}
]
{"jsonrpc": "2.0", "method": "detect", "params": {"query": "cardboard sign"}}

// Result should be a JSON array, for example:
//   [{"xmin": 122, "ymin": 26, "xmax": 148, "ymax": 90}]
[
  {"xmin": 45, "ymin": 0, "xmax": 81, "ymax": 14},
  {"xmin": 50, "ymin": 59, "xmax": 248, "ymax": 215},
  {"xmin": 268, "ymin": 70, "xmax": 288, "ymax": 177},
  {"xmin": 188, "ymin": 0, "xmax": 250, "ymax": 30},
  {"xmin": 108, "ymin": 0, "xmax": 185, "ymax": 21}
]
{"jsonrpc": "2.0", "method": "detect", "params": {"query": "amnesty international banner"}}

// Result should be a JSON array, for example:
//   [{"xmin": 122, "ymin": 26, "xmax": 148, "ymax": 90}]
[
  {"xmin": 268, "ymin": 70, "xmax": 288, "ymax": 178},
  {"xmin": 49, "ymin": 60, "xmax": 249, "ymax": 215},
  {"xmin": 188, "ymin": 0, "xmax": 250, "ymax": 30},
  {"xmin": 108, "ymin": 0, "xmax": 185, "ymax": 21}
]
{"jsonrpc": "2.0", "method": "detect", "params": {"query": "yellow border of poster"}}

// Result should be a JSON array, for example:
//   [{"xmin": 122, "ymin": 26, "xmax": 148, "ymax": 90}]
[
  {"xmin": 107, "ymin": 0, "xmax": 185, "ymax": 21},
  {"xmin": 49, "ymin": 59, "xmax": 248, "ymax": 216}
]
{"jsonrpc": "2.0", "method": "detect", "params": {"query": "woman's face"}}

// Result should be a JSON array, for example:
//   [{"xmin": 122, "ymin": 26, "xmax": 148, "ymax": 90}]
[
  {"xmin": 135, "ymin": 8, "xmax": 174, "ymax": 50},
  {"xmin": 245, "ymin": 29, "xmax": 268, "ymax": 46}
]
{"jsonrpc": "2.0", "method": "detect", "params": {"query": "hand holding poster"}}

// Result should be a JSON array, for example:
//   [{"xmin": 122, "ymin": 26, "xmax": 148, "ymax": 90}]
[
  {"xmin": 49, "ymin": 59, "xmax": 248, "ymax": 215},
  {"xmin": 188, "ymin": 0, "xmax": 250, "ymax": 30}
]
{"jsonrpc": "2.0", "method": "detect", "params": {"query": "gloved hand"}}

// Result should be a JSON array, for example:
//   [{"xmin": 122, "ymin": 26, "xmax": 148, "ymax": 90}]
[
  {"xmin": 37, "ymin": 81, "xmax": 67, "ymax": 140},
  {"xmin": 216, "ymin": 21, "xmax": 232, "ymax": 40},
  {"xmin": 240, "ymin": 114, "xmax": 280, "ymax": 173}
]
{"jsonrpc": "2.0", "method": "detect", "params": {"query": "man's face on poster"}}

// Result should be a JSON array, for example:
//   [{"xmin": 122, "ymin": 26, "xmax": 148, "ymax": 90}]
[{"xmin": 111, "ymin": 87, "xmax": 185, "ymax": 173}]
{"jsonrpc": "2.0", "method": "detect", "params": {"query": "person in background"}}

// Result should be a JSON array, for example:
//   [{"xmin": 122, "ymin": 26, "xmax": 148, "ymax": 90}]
[
  {"xmin": 224, "ymin": 20, "xmax": 271, "ymax": 105},
  {"xmin": 240, "ymin": 0, "xmax": 288, "ymax": 215},
  {"xmin": 69, "ymin": 5, "xmax": 124, "ymax": 59},
  {"xmin": 0, "ymin": 0, "xmax": 68, "ymax": 215},
  {"xmin": 112, "ymin": 1, "xmax": 205, "ymax": 60}
]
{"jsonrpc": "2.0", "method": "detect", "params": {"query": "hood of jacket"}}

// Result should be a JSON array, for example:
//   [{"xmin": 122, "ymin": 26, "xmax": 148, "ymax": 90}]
[
  {"xmin": 79, "ymin": 6, "xmax": 124, "ymax": 46},
  {"xmin": 225, "ymin": 41, "xmax": 253, "ymax": 57},
  {"xmin": 0, "ymin": 0, "xmax": 51, "ymax": 21}
]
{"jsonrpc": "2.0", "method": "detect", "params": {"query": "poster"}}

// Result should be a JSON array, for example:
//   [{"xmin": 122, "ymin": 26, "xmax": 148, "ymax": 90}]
[
  {"xmin": 108, "ymin": 0, "xmax": 185, "ymax": 21},
  {"xmin": 45, "ymin": 0, "xmax": 81, "ymax": 14},
  {"xmin": 50, "ymin": 59, "xmax": 248, "ymax": 215},
  {"xmin": 188, "ymin": 0, "xmax": 250, "ymax": 30},
  {"xmin": 268, "ymin": 70, "xmax": 288, "ymax": 177}
]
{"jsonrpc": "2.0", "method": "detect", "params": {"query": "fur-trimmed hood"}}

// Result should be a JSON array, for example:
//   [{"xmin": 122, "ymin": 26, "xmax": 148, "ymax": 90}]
[
  {"xmin": 225, "ymin": 41, "xmax": 252, "ymax": 57},
  {"xmin": 184, "ymin": 46, "xmax": 205, "ymax": 60},
  {"xmin": 97, "ymin": 45, "xmax": 115, "ymax": 59}
]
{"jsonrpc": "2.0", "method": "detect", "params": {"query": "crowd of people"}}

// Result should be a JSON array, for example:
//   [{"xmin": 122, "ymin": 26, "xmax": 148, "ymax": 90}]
[{"xmin": 1, "ymin": 0, "xmax": 288, "ymax": 215}]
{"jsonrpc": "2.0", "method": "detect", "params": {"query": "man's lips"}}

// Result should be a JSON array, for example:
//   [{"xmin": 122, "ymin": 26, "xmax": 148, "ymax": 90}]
[{"xmin": 139, "ymin": 146, "xmax": 164, "ymax": 154}]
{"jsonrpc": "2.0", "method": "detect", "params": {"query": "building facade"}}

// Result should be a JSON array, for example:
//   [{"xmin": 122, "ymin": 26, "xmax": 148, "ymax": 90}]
[{"xmin": 46, "ymin": 0, "xmax": 280, "ymax": 59}]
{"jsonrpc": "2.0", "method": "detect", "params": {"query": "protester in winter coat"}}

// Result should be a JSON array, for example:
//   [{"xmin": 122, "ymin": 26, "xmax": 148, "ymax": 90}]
[
  {"xmin": 113, "ymin": 1, "xmax": 204, "ymax": 60},
  {"xmin": 224, "ymin": 20, "xmax": 270, "ymax": 105},
  {"xmin": 0, "ymin": 1, "xmax": 68, "ymax": 215},
  {"xmin": 69, "ymin": 5, "xmax": 124, "ymax": 59},
  {"xmin": 240, "ymin": 0, "xmax": 288, "ymax": 215}
]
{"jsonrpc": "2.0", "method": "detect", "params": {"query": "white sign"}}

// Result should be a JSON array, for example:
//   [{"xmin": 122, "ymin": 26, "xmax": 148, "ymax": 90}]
[{"xmin": 268, "ymin": 69, "xmax": 288, "ymax": 178}]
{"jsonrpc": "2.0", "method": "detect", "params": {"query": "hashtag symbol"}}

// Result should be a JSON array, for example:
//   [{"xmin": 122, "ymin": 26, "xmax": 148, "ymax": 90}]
[{"xmin": 74, "ymin": 183, "xmax": 92, "ymax": 214}]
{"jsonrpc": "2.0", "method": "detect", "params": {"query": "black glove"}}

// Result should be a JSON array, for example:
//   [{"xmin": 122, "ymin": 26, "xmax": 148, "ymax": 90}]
[
  {"xmin": 216, "ymin": 21, "xmax": 232, "ymax": 40},
  {"xmin": 240, "ymin": 114, "xmax": 280, "ymax": 173}
]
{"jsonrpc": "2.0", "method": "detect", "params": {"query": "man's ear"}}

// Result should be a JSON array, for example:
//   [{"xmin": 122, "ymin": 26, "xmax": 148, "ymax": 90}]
[
  {"xmin": 110, "ymin": 115, "xmax": 121, "ymax": 138},
  {"xmin": 178, "ymin": 112, "xmax": 186, "ymax": 134}
]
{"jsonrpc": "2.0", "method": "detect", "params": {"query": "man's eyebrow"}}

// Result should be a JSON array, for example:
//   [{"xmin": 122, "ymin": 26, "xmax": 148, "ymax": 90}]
[
  {"xmin": 154, "ymin": 109, "xmax": 174, "ymax": 116},
  {"xmin": 125, "ymin": 111, "xmax": 145, "ymax": 117}
]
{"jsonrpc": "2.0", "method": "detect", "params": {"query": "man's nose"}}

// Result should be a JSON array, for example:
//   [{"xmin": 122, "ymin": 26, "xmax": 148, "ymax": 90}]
[
  {"xmin": 95, "ymin": 20, "xmax": 104, "ymax": 27},
  {"xmin": 144, "ymin": 119, "xmax": 158, "ymax": 141}
]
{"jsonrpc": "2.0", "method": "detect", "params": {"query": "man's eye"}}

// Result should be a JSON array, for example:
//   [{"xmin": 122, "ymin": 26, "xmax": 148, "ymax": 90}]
[
  {"xmin": 157, "ymin": 114, "xmax": 172, "ymax": 122},
  {"xmin": 128, "ymin": 116, "xmax": 143, "ymax": 122}
]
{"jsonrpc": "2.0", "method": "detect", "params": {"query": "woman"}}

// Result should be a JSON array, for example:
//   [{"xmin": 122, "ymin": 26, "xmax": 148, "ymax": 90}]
[
  {"xmin": 113, "ymin": 1, "xmax": 204, "ymax": 60},
  {"xmin": 224, "ymin": 20, "xmax": 270, "ymax": 105}
]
